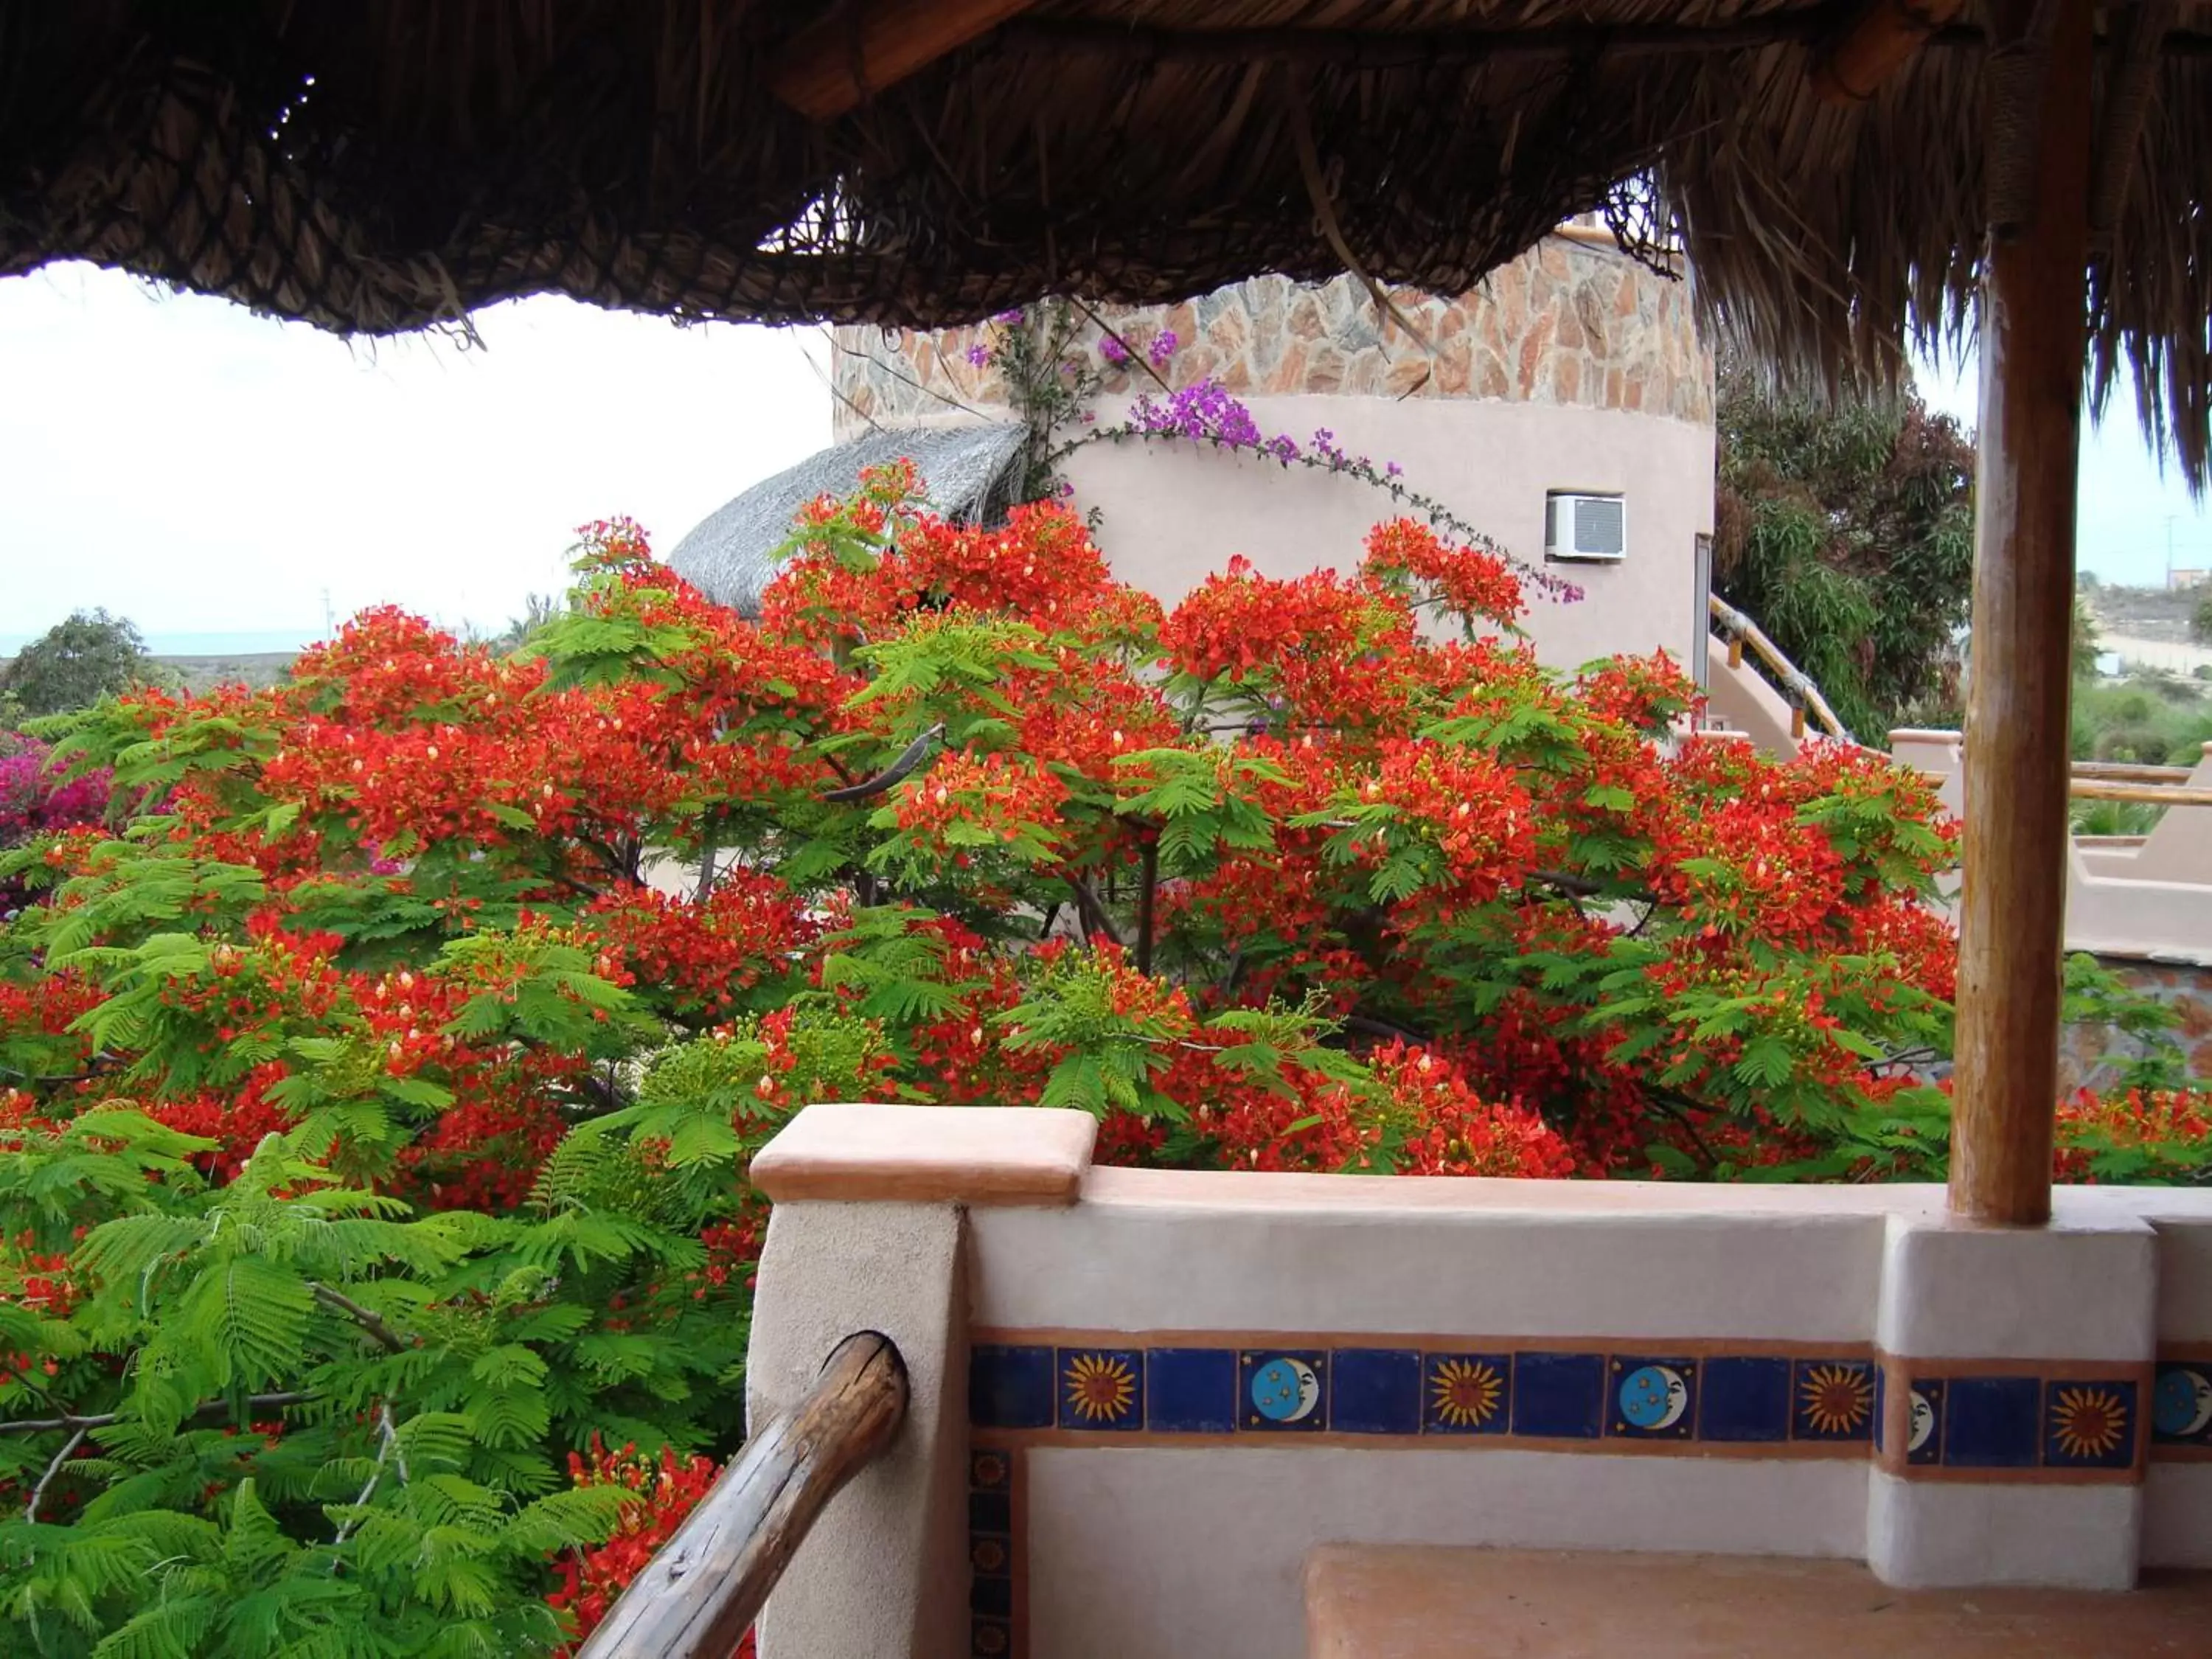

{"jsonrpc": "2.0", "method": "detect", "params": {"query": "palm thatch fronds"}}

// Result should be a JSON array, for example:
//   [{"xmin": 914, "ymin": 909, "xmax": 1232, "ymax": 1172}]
[
  {"xmin": 667, "ymin": 422, "xmax": 1026, "ymax": 614},
  {"xmin": 1, "ymin": 3, "xmax": 2206, "ymax": 479}
]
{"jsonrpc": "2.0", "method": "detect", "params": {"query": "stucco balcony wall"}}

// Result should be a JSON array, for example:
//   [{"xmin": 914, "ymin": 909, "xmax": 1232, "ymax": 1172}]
[{"xmin": 743, "ymin": 1105, "xmax": 2212, "ymax": 1659}]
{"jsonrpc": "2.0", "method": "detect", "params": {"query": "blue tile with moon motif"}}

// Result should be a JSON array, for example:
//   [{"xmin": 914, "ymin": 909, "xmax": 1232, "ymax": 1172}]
[
  {"xmin": 2043, "ymin": 1379, "xmax": 2137, "ymax": 1469},
  {"xmin": 1147, "ymin": 1348, "xmax": 1239, "ymax": 1433},
  {"xmin": 1057, "ymin": 1347, "xmax": 1144, "ymax": 1431},
  {"xmin": 1330, "ymin": 1349, "xmax": 1422, "ymax": 1435},
  {"xmin": 2153, "ymin": 1362, "xmax": 2212, "ymax": 1447},
  {"xmin": 970, "ymin": 1345, "xmax": 1054, "ymax": 1430},
  {"xmin": 1942, "ymin": 1376, "xmax": 2040, "ymax": 1467},
  {"xmin": 1422, "ymin": 1352, "xmax": 1512, "ymax": 1436},
  {"xmin": 1239, "ymin": 1350, "xmax": 1329, "ymax": 1432},
  {"xmin": 1792, "ymin": 1358, "xmax": 1877, "ymax": 1442},
  {"xmin": 1697, "ymin": 1357, "xmax": 1792, "ymax": 1442},
  {"xmin": 1510, "ymin": 1352, "xmax": 1607, "ymax": 1439},
  {"xmin": 1607, "ymin": 1357, "xmax": 1698, "ymax": 1439},
  {"xmin": 1905, "ymin": 1377, "xmax": 1944, "ymax": 1464}
]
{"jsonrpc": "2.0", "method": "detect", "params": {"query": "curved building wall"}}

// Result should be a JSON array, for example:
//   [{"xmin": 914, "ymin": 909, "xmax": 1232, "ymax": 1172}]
[{"xmin": 832, "ymin": 234, "xmax": 1715, "ymax": 669}]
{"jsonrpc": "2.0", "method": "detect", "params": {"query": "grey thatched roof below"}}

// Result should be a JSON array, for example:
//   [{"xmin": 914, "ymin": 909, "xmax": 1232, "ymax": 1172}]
[{"xmin": 666, "ymin": 422, "xmax": 1029, "ymax": 616}]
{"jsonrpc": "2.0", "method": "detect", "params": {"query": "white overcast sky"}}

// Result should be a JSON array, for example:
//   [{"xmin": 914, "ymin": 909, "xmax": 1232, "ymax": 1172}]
[
  {"xmin": 0, "ymin": 263, "xmax": 834, "ymax": 653},
  {"xmin": 1, "ymin": 260, "xmax": 2208, "ymax": 653}
]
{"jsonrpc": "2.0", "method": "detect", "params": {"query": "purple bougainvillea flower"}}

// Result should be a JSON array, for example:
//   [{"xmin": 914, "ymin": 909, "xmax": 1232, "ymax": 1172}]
[
  {"xmin": 1147, "ymin": 330, "xmax": 1178, "ymax": 367},
  {"xmin": 1099, "ymin": 336, "xmax": 1131, "ymax": 366}
]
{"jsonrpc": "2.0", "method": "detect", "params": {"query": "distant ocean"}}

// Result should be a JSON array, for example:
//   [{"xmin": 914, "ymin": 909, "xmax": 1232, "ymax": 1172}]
[{"xmin": 0, "ymin": 628, "xmax": 312, "ymax": 658}]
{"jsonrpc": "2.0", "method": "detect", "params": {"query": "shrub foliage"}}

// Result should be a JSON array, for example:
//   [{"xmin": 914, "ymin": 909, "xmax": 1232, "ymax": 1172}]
[{"xmin": 0, "ymin": 468, "xmax": 2191, "ymax": 1652}]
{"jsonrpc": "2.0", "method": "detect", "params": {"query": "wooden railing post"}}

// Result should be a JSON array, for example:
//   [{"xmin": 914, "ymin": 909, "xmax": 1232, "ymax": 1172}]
[
  {"xmin": 1949, "ymin": 0, "xmax": 2093, "ymax": 1226},
  {"xmin": 575, "ymin": 1332, "xmax": 908, "ymax": 1659}
]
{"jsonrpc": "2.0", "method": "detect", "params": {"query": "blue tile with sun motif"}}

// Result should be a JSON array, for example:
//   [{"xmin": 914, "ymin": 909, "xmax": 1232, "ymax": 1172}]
[
  {"xmin": 1943, "ymin": 1376, "xmax": 2039, "ymax": 1467},
  {"xmin": 1332, "ymin": 1349, "xmax": 1422, "ymax": 1435},
  {"xmin": 1239, "ymin": 1350, "xmax": 1329, "ymax": 1432},
  {"xmin": 1510, "ymin": 1352, "xmax": 1606, "ymax": 1439},
  {"xmin": 1792, "ymin": 1357, "xmax": 1877, "ymax": 1442},
  {"xmin": 1056, "ymin": 1347, "xmax": 1144, "ymax": 1431},
  {"xmin": 2153, "ymin": 1362, "xmax": 2212, "ymax": 1447},
  {"xmin": 1422, "ymin": 1352, "xmax": 1512, "ymax": 1436},
  {"xmin": 1697, "ymin": 1357, "xmax": 1791, "ymax": 1442},
  {"xmin": 2043, "ymin": 1379, "xmax": 2137, "ymax": 1470},
  {"xmin": 1607, "ymin": 1357, "xmax": 1698, "ymax": 1440}
]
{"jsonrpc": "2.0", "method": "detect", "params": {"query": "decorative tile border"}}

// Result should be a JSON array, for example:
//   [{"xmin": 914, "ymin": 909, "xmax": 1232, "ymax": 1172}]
[
  {"xmin": 971, "ymin": 1333, "xmax": 1877, "ymax": 1455},
  {"xmin": 1874, "ymin": 1357, "xmax": 2149, "ymax": 1484},
  {"xmin": 970, "ymin": 1331, "xmax": 2182, "ymax": 1483},
  {"xmin": 967, "ymin": 1444, "xmax": 1025, "ymax": 1658},
  {"xmin": 2149, "ymin": 1346, "xmax": 2212, "ymax": 1462}
]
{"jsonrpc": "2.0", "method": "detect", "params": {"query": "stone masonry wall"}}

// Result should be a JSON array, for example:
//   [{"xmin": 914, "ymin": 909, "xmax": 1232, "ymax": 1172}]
[
  {"xmin": 2059, "ymin": 957, "xmax": 2212, "ymax": 1095},
  {"xmin": 830, "ymin": 235, "xmax": 1711, "ymax": 441}
]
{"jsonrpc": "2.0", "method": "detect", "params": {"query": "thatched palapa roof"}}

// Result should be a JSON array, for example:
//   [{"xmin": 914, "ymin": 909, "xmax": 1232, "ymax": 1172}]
[
  {"xmin": 667, "ymin": 422, "xmax": 1028, "ymax": 615},
  {"xmin": 1, "ymin": 3, "xmax": 2206, "ymax": 477}
]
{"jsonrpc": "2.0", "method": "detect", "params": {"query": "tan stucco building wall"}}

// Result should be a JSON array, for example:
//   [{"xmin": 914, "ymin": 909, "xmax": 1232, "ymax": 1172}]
[{"xmin": 832, "ymin": 236, "xmax": 1717, "ymax": 670}]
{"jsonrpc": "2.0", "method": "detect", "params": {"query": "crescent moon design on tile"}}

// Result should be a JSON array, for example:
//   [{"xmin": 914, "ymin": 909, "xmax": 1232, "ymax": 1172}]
[{"xmin": 2154, "ymin": 1367, "xmax": 2212, "ymax": 1439}]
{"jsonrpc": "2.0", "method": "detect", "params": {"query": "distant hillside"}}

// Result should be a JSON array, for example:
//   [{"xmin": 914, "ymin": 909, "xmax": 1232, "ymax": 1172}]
[
  {"xmin": 157, "ymin": 652, "xmax": 296, "ymax": 695},
  {"xmin": 2085, "ymin": 582, "xmax": 2201, "ymax": 645}
]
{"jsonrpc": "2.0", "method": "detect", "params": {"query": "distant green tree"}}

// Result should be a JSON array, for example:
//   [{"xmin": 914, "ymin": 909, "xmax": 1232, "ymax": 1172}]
[
  {"xmin": 1713, "ymin": 367, "xmax": 1976, "ymax": 737},
  {"xmin": 491, "ymin": 591, "xmax": 566, "ymax": 653},
  {"xmin": 2189, "ymin": 591, "xmax": 2212, "ymax": 644},
  {"xmin": 0, "ymin": 608, "xmax": 156, "ymax": 716},
  {"xmin": 2076, "ymin": 594, "xmax": 2104, "ymax": 677}
]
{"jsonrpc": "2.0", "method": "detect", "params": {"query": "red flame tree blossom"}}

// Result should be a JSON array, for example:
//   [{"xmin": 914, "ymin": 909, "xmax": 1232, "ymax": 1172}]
[{"xmin": 0, "ymin": 465, "xmax": 2192, "ymax": 1650}]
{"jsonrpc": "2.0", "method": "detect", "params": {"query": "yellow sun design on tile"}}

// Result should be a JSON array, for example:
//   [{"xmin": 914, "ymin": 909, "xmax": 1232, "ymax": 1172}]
[
  {"xmin": 2051, "ymin": 1386, "xmax": 2128, "ymax": 1460},
  {"xmin": 1430, "ymin": 1358, "xmax": 1504, "ymax": 1427},
  {"xmin": 1065, "ymin": 1354, "xmax": 1136, "ymax": 1422},
  {"xmin": 1799, "ymin": 1364, "xmax": 1872, "ymax": 1435}
]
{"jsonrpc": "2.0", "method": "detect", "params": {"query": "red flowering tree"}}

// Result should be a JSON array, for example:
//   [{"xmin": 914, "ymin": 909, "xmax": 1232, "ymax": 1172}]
[{"xmin": 0, "ymin": 465, "xmax": 2191, "ymax": 1652}]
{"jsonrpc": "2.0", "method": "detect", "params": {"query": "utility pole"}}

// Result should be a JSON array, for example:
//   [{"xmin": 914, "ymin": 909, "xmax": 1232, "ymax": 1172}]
[{"xmin": 321, "ymin": 587, "xmax": 334, "ymax": 635}]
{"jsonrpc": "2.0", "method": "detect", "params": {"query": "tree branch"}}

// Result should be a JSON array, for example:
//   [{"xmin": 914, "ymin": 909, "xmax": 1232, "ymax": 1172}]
[
  {"xmin": 1135, "ymin": 839, "xmax": 1159, "ymax": 977},
  {"xmin": 0, "ymin": 1391, "xmax": 318, "ymax": 1437},
  {"xmin": 1648, "ymin": 1090, "xmax": 1720, "ymax": 1174},
  {"xmin": 1343, "ymin": 1012, "xmax": 1433, "ymax": 1047},
  {"xmin": 1067, "ymin": 877, "xmax": 1127, "ymax": 949},
  {"xmin": 821, "ymin": 724, "xmax": 945, "ymax": 803},
  {"xmin": 333, "ymin": 1402, "xmax": 406, "ymax": 1550},
  {"xmin": 310, "ymin": 1283, "xmax": 406, "ymax": 1354},
  {"xmin": 23, "ymin": 1425, "xmax": 86, "ymax": 1522}
]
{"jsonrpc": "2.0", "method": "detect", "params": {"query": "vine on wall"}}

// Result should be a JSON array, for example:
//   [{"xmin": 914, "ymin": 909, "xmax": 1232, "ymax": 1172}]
[{"xmin": 847, "ymin": 299, "xmax": 1587, "ymax": 603}]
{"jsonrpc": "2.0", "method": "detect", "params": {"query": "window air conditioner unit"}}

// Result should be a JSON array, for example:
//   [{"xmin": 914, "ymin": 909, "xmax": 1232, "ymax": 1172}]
[{"xmin": 1545, "ymin": 491, "xmax": 1627, "ymax": 562}]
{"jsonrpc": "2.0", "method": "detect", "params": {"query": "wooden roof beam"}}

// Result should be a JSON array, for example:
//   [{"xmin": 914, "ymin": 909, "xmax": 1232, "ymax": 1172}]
[
  {"xmin": 1811, "ymin": 0, "xmax": 1968, "ymax": 104},
  {"xmin": 770, "ymin": 0, "xmax": 1040, "ymax": 120}
]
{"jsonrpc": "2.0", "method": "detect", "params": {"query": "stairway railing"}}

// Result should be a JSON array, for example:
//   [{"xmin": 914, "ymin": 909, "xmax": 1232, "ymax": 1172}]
[
  {"xmin": 575, "ymin": 1332, "xmax": 908, "ymax": 1659},
  {"xmin": 1705, "ymin": 593, "xmax": 1855, "ymax": 745}
]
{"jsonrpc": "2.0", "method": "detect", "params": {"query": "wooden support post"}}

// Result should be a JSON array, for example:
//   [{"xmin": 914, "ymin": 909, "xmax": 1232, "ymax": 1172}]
[{"xmin": 1949, "ymin": 0, "xmax": 2093, "ymax": 1227}]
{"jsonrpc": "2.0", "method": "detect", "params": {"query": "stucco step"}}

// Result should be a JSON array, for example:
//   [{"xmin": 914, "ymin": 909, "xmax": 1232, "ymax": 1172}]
[{"xmin": 1304, "ymin": 1545, "xmax": 2212, "ymax": 1658}]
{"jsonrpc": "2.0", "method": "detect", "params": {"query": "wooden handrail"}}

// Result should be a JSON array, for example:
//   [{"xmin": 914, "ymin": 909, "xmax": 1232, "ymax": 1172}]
[
  {"xmin": 2068, "ymin": 780, "xmax": 2212, "ymax": 807},
  {"xmin": 576, "ymin": 1332, "xmax": 908, "ymax": 1659},
  {"xmin": 2069, "ymin": 759, "xmax": 2196, "ymax": 783},
  {"xmin": 1705, "ymin": 594, "xmax": 1854, "ymax": 744}
]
